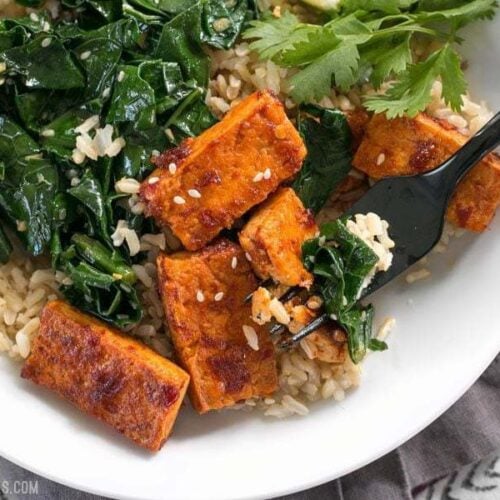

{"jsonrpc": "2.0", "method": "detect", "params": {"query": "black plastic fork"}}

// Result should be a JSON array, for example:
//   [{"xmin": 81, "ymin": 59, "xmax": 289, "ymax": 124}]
[{"xmin": 279, "ymin": 111, "xmax": 500, "ymax": 347}]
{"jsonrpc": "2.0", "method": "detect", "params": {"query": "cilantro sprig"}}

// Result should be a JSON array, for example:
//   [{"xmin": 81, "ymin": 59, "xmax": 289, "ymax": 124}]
[{"xmin": 244, "ymin": 0, "xmax": 497, "ymax": 117}]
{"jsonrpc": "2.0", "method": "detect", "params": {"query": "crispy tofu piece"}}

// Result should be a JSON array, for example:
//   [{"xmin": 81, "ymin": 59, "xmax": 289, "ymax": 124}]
[
  {"xmin": 239, "ymin": 188, "xmax": 318, "ymax": 288},
  {"xmin": 140, "ymin": 90, "xmax": 307, "ymax": 251},
  {"xmin": 21, "ymin": 301, "xmax": 189, "ymax": 452},
  {"xmin": 353, "ymin": 113, "xmax": 500, "ymax": 231},
  {"xmin": 157, "ymin": 239, "xmax": 278, "ymax": 413},
  {"xmin": 345, "ymin": 108, "xmax": 371, "ymax": 152},
  {"xmin": 302, "ymin": 327, "xmax": 347, "ymax": 364}
]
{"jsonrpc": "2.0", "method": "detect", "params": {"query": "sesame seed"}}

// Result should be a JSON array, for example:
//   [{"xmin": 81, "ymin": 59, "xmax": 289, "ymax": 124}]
[
  {"xmin": 188, "ymin": 189, "xmax": 201, "ymax": 198},
  {"xmin": 29, "ymin": 12, "xmax": 39, "ymax": 22},
  {"xmin": 196, "ymin": 290, "xmax": 205, "ymax": 302},
  {"xmin": 214, "ymin": 292, "xmax": 224, "ymax": 301},
  {"xmin": 173, "ymin": 196, "xmax": 186, "ymax": 205},
  {"xmin": 42, "ymin": 21, "xmax": 50, "ymax": 32},
  {"xmin": 168, "ymin": 163, "xmax": 177, "ymax": 174},
  {"xmin": 41, "ymin": 38, "xmax": 51, "ymax": 48},
  {"xmin": 148, "ymin": 176, "xmax": 160, "ymax": 184},
  {"xmin": 245, "ymin": 252, "xmax": 252, "ymax": 262},
  {"xmin": 102, "ymin": 87, "xmax": 111, "ymax": 98},
  {"xmin": 41, "ymin": 129, "xmax": 55, "ymax": 137},
  {"xmin": 80, "ymin": 50, "xmax": 91, "ymax": 60},
  {"xmin": 253, "ymin": 172, "xmax": 264, "ymax": 182},
  {"xmin": 376, "ymin": 153, "xmax": 386, "ymax": 165},
  {"xmin": 151, "ymin": 149, "xmax": 160, "ymax": 157},
  {"xmin": 231, "ymin": 256, "xmax": 238, "ymax": 269},
  {"xmin": 117, "ymin": 70, "xmax": 125, "ymax": 82},
  {"xmin": 263, "ymin": 168, "xmax": 271, "ymax": 179}
]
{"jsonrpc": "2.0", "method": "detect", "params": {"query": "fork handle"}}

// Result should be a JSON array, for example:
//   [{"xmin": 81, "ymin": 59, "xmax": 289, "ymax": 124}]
[{"xmin": 431, "ymin": 111, "xmax": 500, "ymax": 190}]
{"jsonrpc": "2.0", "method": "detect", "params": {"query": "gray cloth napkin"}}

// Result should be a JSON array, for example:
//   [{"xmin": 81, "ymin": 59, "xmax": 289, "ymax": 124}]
[{"xmin": 1, "ymin": 356, "xmax": 499, "ymax": 500}]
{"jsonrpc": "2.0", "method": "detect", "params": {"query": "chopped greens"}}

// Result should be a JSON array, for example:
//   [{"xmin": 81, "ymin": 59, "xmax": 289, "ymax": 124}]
[
  {"xmin": 302, "ymin": 218, "xmax": 387, "ymax": 363},
  {"xmin": 0, "ymin": 0, "xmax": 251, "ymax": 327},
  {"xmin": 243, "ymin": 0, "xmax": 498, "ymax": 117},
  {"xmin": 293, "ymin": 104, "xmax": 353, "ymax": 213}
]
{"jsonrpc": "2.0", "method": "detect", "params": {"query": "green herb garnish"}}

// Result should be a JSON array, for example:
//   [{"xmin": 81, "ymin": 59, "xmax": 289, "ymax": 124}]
[
  {"xmin": 293, "ymin": 104, "xmax": 353, "ymax": 213},
  {"xmin": 244, "ymin": 0, "xmax": 497, "ymax": 117},
  {"xmin": 302, "ymin": 218, "xmax": 387, "ymax": 363}
]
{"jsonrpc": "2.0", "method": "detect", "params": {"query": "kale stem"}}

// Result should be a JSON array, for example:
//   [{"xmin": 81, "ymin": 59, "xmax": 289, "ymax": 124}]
[{"xmin": 71, "ymin": 234, "xmax": 136, "ymax": 285}]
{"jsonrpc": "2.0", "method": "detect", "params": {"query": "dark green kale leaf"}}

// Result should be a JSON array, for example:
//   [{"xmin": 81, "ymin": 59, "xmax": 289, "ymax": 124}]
[
  {"xmin": 2, "ymin": 36, "xmax": 85, "ymax": 89},
  {"xmin": 107, "ymin": 65, "xmax": 156, "ymax": 130},
  {"xmin": 59, "ymin": 233, "xmax": 141, "ymax": 328},
  {"xmin": 302, "ymin": 218, "xmax": 385, "ymax": 363},
  {"xmin": 202, "ymin": 0, "xmax": 250, "ymax": 50},
  {"xmin": 155, "ymin": 1, "xmax": 209, "ymax": 86},
  {"xmin": 67, "ymin": 169, "xmax": 111, "ymax": 245},
  {"xmin": 0, "ymin": 114, "xmax": 40, "ymax": 167},
  {"xmin": 293, "ymin": 104, "xmax": 353, "ymax": 213},
  {"xmin": 0, "ymin": 157, "xmax": 58, "ymax": 256},
  {"xmin": 75, "ymin": 38, "xmax": 122, "ymax": 100}
]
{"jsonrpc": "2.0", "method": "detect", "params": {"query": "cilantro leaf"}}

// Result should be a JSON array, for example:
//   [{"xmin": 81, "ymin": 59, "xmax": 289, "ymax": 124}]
[
  {"xmin": 362, "ymin": 34, "xmax": 412, "ymax": 88},
  {"xmin": 243, "ymin": 11, "xmax": 308, "ymax": 61},
  {"xmin": 289, "ymin": 42, "xmax": 360, "ymax": 101},
  {"xmin": 243, "ymin": 0, "xmax": 497, "ymax": 114},
  {"xmin": 364, "ymin": 44, "xmax": 466, "ymax": 118}
]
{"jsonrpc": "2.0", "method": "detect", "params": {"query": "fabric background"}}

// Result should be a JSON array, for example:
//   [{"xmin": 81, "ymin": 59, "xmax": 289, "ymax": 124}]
[{"xmin": 1, "ymin": 356, "xmax": 499, "ymax": 500}]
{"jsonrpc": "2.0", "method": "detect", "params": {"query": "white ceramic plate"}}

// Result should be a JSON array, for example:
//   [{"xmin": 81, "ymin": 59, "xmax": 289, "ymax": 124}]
[{"xmin": 1, "ymin": 16, "xmax": 499, "ymax": 500}]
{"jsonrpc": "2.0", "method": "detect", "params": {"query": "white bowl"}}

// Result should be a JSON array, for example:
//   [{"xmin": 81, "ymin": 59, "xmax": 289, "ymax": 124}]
[{"xmin": 1, "ymin": 15, "xmax": 499, "ymax": 500}]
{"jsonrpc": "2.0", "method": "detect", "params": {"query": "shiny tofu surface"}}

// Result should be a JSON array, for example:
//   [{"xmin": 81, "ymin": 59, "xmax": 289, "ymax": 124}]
[
  {"xmin": 21, "ymin": 301, "xmax": 189, "ymax": 452},
  {"xmin": 157, "ymin": 239, "xmax": 278, "ymax": 413},
  {"xmin": 353, "ymin": 113, "xmax": 500, "ymax": 231},
  {"xmin": 239, "ymin": 188, "xmax": 318, "ymax": 288},
  {"xmin": 140, "ymin": 90, "xmax": 307, "ymax": 251}
]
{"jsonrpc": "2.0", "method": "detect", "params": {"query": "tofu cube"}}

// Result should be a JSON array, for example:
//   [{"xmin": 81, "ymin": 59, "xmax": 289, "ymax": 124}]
[
  {"xmin": 21, "ymin": 300, "xmax": 190, "ymax": 452},
  {"xmin": 141, "ymin": 90, "xmax": 307, "ymax": 250},
  {"xmin": 239, "ymin": 187, "xmax": 318, "ymax": 288},
  {"xmin": 353, "ymin": 113, "xmax": 500, "ymax": 231},
  {"xmin": 157, "ymin": 239, "xmax": 278, "ymax": 413}
]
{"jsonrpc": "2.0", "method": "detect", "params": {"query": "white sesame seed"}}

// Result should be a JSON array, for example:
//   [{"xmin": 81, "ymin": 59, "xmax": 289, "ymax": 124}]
[
  {"xmin": 253, "ymin": 172, "xmax": 264, "ymax": 182},
  {"xmin": 41, "ymin": 38, "xmax": 52, "ymax": 48},
  {"xmin": 42, "ymin": 21, "xmax": 50, "ymax": 32},
  {"xmin": 245, "ymin": 252, "xmax": 252, "ymax": 262},
  {"xmin": 188, "ymin": 188, "xmax": 201, "ymax": 198},
  {"xmin": 80, "ymin": 50, "xmax": 91, "ymax": 60},
  {"xmin": 263, "ymin": 168, "xmax": 271, "ymax": 179},
  {"xmin": 41, "ymin": 129, "xmax": 55, "ymax": 137},
  {"xmin": 214, "ymin": 292, "xmax": 224, "ymax": 301},
  {"xmin": 173, "ymin": 196, "xmax": 186, "ymax": 205},
  {"xmin": 376, "ymin": 153, "xmax": 386, "ymax": 165},
  {"xmin": 151, "ymin": 149, "xmax": 160, "ymax": 157},
  {"xmin": 196, "ymin": 290, "xmax": 205, "ymax": 302},
  {"xmin": 102, "ymin": 87, "xmax": 111, "ymax": 98},
  {"xmin": 231, "ymin": 256, "xmax": 238, "ymax": 269},
  {"xmin": 148, "ymin": 176, "xmax": 160, "ymax": 184},
  {"xmin": 168, "ymin": 163, "xmax": 177, "ymax": 174},
  {"xmin": 117, "ymin": 70, "xmax": 125, "ymax": 82},
  {"xmin": 30, "ymin": 12, "xmax": 39, "ymax": 22}
]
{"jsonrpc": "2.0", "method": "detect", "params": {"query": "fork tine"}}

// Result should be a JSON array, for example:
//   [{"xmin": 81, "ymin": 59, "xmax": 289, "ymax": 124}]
[
  {"xmin": 280, "ymin": 314, "xmax": 329, "ymax": 349},
  {"xmin": 269, "ymin": 322, "xmax": 285, "ymax": 335},
  {"xmin": 245, "ymin": 282, "xmax": 302, "ymax": 304},
  {"xmin": 278, "ymin": 286, "xmax": 301, "ymax": 303}
]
